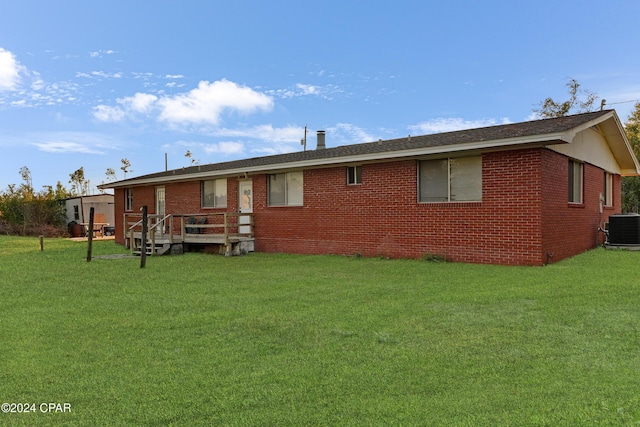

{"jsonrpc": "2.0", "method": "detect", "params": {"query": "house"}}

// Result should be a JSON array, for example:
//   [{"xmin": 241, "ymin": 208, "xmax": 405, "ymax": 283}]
[
  {"xmin": 98, "ymin": 110, "xmax": 639, "ymax": 265},
  {"xmin": 62, "ymin": 194, "xmax": 115, "ymax": 236}
]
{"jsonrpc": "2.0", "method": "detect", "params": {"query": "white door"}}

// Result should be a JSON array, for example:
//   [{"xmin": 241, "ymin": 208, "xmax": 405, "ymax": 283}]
[
  {"xmin": 238, "ymin": 180, "xmax": 253, "ymax": 250},
  {"xmin": 156, "ymin": 186, "xmax": 166, "ymax": 235}
]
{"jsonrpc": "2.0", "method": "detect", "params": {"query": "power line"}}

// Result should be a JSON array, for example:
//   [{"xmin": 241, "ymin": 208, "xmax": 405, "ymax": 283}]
[{"xmin": 606, "ymin": 99, "xmax": 640, "ymax": 106}]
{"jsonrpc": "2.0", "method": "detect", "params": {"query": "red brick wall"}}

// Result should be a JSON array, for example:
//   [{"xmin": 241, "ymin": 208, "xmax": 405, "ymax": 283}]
[
  {"xmin": 114, "ymin": 189, "xmax": 124, "ymax": 244},
  {"xmin": 541, "ymin": 149, "xmax": 620, "ymax": 263},
  {"xmin": 112, "ymin": 147, "xmax": 621, "ymax": 265},
  {"xmin": 113, "ymin": 186, "xmax": 156, "ymax": 245},
  {"xmin": 254, "ymin": 149, "xmax": 545, "ymax": 265}
]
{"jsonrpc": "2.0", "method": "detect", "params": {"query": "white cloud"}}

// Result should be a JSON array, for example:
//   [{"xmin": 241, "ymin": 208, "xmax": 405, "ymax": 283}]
[
  {"xmin": 32, "ymin": 140, "xmax": 105, "ymax": 154},
  {"xmin": 93, "ymin": 104, "xmax": 126, "ymax": 122},
  {"xmin": 76, "ymin": 70, "xmax": 122, "ymax": 79},
  {"xmin": 296, "ymin": 83, "xmax": 319, "ymax": 95},
  {"xmin": 30, "ymin": 71, "xmax": 45, "ymax": 90},
  {"xmin": 87, "ymin": 70, "xmax": 123, "ymax": 79},
  {"xmin": 0, "ymin": 48, "xmax": 23, "ymax": 91},
  {"xmin": 0, "ymin": 52, "xmax": 80, "ymax": 108},
  {"xmin": 157, "ymin": 79, "xmax": 273, "ymax": 125},
  {"xmin": 205, "ymin": 141, "xmax": 244, "ymax": 155},
  {"xmin": 120, "ymin": 92, "xmax": 158, "ymax": 114},
  {"xmin": 93, "ymin": 93, "xmax": 158, "ymax": 122},
  {"xmin": 177, "ymin": 139, "xmax": 244, "ymax": 156},
  {"xmin": 213, "ymin": 124, "xmax": 304, "ymax": 143},
  {"xmin": 93, "ymin": 80, "xmax": 273, "ymax": 126},
  {"xmin": 89, "ymin": 50, "xmax": 116, "ymax": 58},
  {"xmin": 409, "ymin": 117, "xmax": 512, "ymax": 134},
  {"xmin": 267, "ymin": 83, "xmax": 339, "ymax": 99},
  {"xmin": 327, "ymin": 123, "xmax": 375, "ymax": 144}
]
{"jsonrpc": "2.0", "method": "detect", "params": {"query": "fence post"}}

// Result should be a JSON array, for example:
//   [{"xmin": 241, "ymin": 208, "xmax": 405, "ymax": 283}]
[
  {"xmin": 86, "ymin": 207, "xmax": 94, "ymax": 262},
  {"xmin": 140, "ymin": 206, "xmax": 147, "ymax": 268}
]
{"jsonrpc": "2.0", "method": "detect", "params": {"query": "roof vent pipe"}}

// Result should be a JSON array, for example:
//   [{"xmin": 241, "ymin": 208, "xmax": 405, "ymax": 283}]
[{"xmin": 316, "ymin": 130, "xmax": 326, "ymax": 150}]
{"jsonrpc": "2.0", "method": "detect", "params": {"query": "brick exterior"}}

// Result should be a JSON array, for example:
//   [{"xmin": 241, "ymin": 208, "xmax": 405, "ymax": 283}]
[
  {"xmin": 113, "ymin": 147, "xmax": 621, "ymax": 265},
  {"xmin": 541, "ymin": 149, "xmax": 620, "ymax": 263}
]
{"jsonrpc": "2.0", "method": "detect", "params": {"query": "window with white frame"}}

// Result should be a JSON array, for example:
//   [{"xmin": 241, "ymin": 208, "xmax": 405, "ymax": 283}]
[
  {"xmin": 604, "ymin": 171, "xmax": 613, "ymax": 207},
  {"xmin": 125, "ymin": 188, "xmax": 134, "ymax": 211},
  {"xmin": 568, "ymin": 160, "xmax": 583, "ymax": 204},
  {"xmin": 202, "ymin": 179, "xmax": 227, "ymax": 208},
  {"xmin": 347, "ymin": 166, "xmax": 362, "ymax": 185},
  {"xmin": 269, "ymin": 171, "xmax": 303, "ymax": 206},
  {"xmin": 419, "ymin": 156, "xmax": 482, "ymax": 202}
]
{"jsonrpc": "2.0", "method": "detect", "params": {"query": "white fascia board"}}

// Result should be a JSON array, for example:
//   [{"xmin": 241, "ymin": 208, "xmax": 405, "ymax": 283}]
[
  {"xmin": 102, "ymin": 133, "xmax": 566, "ymax": 188},
  {"xmin": 609, "ymin": 112, "xmax": 640, "ymax": 175}
]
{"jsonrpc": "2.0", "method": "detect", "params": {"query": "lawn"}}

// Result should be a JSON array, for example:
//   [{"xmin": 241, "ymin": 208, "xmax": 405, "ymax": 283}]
[{"xmin": 1, "ymin": 236, "xmax": 639, "ymax": 426}]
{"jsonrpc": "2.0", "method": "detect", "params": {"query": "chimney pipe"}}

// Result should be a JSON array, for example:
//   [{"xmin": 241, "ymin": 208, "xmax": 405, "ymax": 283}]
[{"xmin": 316, "ymin": 130, "xmax": 326, "ymax": 150}]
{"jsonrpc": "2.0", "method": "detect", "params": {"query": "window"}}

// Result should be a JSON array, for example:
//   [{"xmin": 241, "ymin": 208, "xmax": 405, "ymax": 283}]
[
  {"xmin": 202, "ymin": 179, "xmax": 227, "ymax": 208},
  {"xmin": 269, "ymin": 171, "xmax": 303, "ymax": 206},
  {"xmin": 347, "ymin": 166, "xmax": 362, "ymax": 185},
  {"xmin": 604, "ymin": 172, "xmax": 613, "ymax": 207},
  {"xmin": 568, "ymin": 160, "xmax": 583, "ymax": 204},
  {"xmin": 419, "ymin": 156, "xmax": 482, "ymax": 202},
  {"xmin": 73, "ymin": 205, "xmax": 80, "ymax": 221},
  {"xmin": 125, "ymin": 188, "xmax": 134, "ymax": 211}
]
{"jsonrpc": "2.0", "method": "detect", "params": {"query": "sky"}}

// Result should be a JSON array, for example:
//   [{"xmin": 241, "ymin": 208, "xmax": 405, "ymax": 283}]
[{"xmin": 1, "ymin": 0, "xmax": 640, "ymax": 192}]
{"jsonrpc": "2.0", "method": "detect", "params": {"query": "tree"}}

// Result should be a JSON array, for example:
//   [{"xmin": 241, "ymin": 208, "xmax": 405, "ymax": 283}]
[
  {"xmin": 69, "ymin": 167, "xmax": 89, "ymax": 196},
  {"xmin": 120, "ymin": 158, "xmax": 133, "ymax": 179},
  {"xmin": 19, "ymin": 166, "xmax": 33, "ymax": 197},
  {"xmin": 105, "ymin": 168, "xmax": 117, "ymax": 182},
  {"xmin": 0, "ymin": 168, "xmax": 67, "ymax": 236},
  {"xmin": 622, "ymin": 102, "xmax": 640, "ymax": 213},
  {"xmin": 534, "ymin": 78, "xmax": 600, "ymax": 119},
  {"xmin": 185, "ymin": 150, "xmax": 199, "ymax": 166}
]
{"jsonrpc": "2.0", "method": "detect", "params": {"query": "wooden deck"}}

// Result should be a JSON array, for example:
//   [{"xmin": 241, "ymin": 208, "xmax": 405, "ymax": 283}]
[{"xmin": 125, "ymin": 212, "xmax": 254, "ymax": 255}]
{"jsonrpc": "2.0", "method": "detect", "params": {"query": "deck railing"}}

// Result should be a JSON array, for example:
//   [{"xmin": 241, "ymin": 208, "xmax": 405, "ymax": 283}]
[{"xmin": 124, "ymin": 212, "xmax": 254, "ymax": 253}]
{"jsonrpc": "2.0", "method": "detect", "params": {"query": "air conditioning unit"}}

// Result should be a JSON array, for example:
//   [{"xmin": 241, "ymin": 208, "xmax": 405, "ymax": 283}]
[{"xmin": 608, "ymin": 214, "xmax": 640, "ymax": 245}]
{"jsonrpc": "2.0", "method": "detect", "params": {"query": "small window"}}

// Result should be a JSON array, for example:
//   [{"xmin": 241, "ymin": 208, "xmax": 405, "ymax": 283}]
[
  {"xmin": 419, "ymin": 156, "xmax": 482, "ymax": 202},
  {"xmin": 73, "ymin": 205, "xmax": 80, "ymax": 221},
  {"xmin": 568, "ymin": 160, "xmax": 583, "ymax": 204},
  {"xmin": 347, "ymin": 166, "xmax": 362, "ymax": 185},
  {"xmin": 202, "ymin": 179, "xmax": 227, "ymax": 208},
  {"xmin": 604, "ymin": 172, "xmax": 613, "ymax": 207},
  {"xmin": 124, "ymin": 188, "xmax": 134, "ymax": 211},
  {"xmin": 269, "ymin": 171, "xmax": 303, "ymax": 206}
]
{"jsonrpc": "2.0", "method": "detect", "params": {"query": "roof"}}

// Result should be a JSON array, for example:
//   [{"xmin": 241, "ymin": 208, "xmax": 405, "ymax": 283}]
[
  {"xmin": 61, "ymin": 193, "xmax": 114, "ymax": 201},
  {"xmin": 100, "ymin": 110, "xmax": 639, "ymax": 189}
]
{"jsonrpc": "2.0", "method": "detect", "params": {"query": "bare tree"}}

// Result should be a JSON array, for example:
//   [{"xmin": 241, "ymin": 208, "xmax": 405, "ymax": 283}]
[
  {"xmin": 185, "ymin": 150, "xmax": 200, "ymax": 166},
  {"xmin": 121, "ymin": 158, "xmax": 133, "ymax": 179},
  {"xmin": 105, "ymin": 168, "xmax": 117, "ymax": 182},
  {"xmin": 533, "ymin": 78, "xmax": 599, "ymax": 118}
]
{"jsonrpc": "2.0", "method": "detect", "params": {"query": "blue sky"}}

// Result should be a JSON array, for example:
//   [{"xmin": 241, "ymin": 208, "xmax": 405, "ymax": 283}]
[{"xmin": 1, "ymin": 0, "xmax": 640, "ymax": 191}]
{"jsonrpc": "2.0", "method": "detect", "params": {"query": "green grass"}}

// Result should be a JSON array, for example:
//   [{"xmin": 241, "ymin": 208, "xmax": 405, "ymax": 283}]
[{"xmin": 1, "ymin": 236, "xmax": 640, "ymax": 426}]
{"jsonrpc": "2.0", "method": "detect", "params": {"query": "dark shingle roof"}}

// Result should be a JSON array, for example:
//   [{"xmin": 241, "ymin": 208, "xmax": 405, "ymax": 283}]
[{"xmin": 103, "ymin": 110, "xmax": 611, "ymax": 187}]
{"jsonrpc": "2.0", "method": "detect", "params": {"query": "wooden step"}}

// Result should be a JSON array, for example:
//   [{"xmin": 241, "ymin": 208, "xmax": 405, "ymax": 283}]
[{"xmin": 132, "ymin": 242, "xmax": 171, "ymax": 256}]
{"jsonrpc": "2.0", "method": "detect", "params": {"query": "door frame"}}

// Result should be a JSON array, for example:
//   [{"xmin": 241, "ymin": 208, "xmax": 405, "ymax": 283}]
[{"xmin": 155, "ymin": 186, "xmax": 166, "ymax": 235}]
